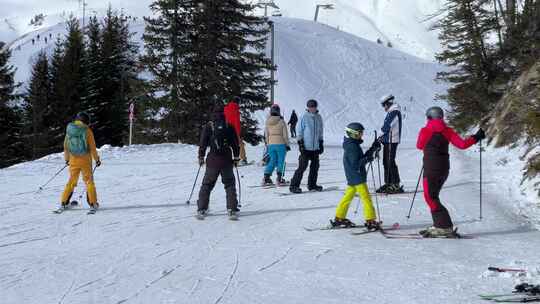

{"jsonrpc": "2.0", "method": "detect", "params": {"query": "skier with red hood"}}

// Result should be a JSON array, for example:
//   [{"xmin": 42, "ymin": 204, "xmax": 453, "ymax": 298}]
[{"xmin": 416, "ymin": 106, "xmax": 485, "ymax": 238}]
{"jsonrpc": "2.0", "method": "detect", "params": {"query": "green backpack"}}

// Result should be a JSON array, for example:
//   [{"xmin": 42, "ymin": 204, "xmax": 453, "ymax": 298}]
[{"xmin": 66, "ymin": 123, "xmax": 89, "ymax": 156}]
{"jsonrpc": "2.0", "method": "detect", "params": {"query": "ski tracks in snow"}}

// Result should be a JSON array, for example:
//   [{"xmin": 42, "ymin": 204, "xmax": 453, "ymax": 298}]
[
  {"xmin": 258, "ymin": 247, "xmax": 293, "ymax": 272},
  {"xmin": 214, "ymin": 253, "xmax": 239, "ymax": 304},
  {"xmin": 115, "ymin": 264, "xmax": 182, "ymax": 304}
]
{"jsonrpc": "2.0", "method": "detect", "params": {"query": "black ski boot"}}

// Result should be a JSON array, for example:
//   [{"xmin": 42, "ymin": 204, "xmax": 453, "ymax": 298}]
[
  {"xmin": 385, "ymin": 184, "xmax": 404, "ymax": 194},
  {"xmin": 196, "ymin": 209, "xmax": 208, "ymax": 220},
  {"xmin": 364, "ymin": 220, "xmax": 381, "ymax": 231},
  {"xmin": 262, "ymin": 174, "xmax": 274, "ymax": 186},
  {"xmin": 308, "ymin": 185, "xmax": 323, "ymax": 192},
  {"xmin": 228, "ymin": 209, "xmax": 239, "ymax": 221},
  {"xmin": 376, "ymin": 184, "xmax": 390, "ymax": 193},
  {"xmin": 276, "ymin": 173, "xmax": 289, "ymax": 187},
  {"xmin": 330, "ymin": 217, "xmax": 357, "ymax": 228},
  {"xmin": 289, "ymin": 185, "xmax": 302, "ymax": 194}
]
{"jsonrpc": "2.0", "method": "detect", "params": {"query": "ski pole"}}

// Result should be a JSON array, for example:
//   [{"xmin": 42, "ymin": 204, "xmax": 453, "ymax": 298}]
[
  {"xmin": 406, "ymin": 166, "xmax": 424, "ymax": 219},
  {"xmin": 479, "ymin": 139, "xmax": 483, "ymax": 220},
  {"xmin": 36, "ymin": 164, "xmax": 68, "ymax": 193},
  {"xmin": 369, "ymin": 161, "xmax": 381, "ymax": 222},
  {"xmin": 186, "ymin": 164, "xmax": 202, "ymax": 205},
  {"xmin": 375, "ymin": 131, "xmax": 382, "ymax": 190},
  {"xmin": 235, "ymin": 165, "xmax": 242, "ymax": 208}
]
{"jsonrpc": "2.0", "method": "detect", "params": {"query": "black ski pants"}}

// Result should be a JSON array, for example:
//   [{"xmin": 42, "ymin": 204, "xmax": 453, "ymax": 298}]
[
  {"xmin": 290, "ymin": 150, "xmax": 320, "ymax": 189},
  {"xmin": 383, "ymin": 143, "xmax": 401, "ymax": 185},
  {"xmin": 290, "ymin": 124, "xmax": 297, "ymax": 138},
  {"xmin": 197, "ymin": 164, "xmax": 238, "ymax": 211},
  {"xmin": 423, "ymin": 172, "xmax": 453, "ymax": 228}
]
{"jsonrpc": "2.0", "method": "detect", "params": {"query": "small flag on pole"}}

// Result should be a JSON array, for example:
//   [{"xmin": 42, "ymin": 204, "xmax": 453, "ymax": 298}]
[{"xmin": 129, "ymin": 103, "xmax": 135, "ymax": 121}]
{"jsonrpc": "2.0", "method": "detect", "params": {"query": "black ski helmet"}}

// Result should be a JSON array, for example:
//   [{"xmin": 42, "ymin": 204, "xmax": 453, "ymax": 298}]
[
  {"xmin": 270, "ymin": 104, "xmax": 280, "ymax": 116},
  {"xmin": 231, "ymin": 96, "xmax": 241, "ymax": 104},
  {"xmin": 306, "ymin": 99, "xmax": 318, "ymax": 108},
  {"xmin": 380, "ymin": 94, "xmax": 395, "ymax": 107},
  {"xmin": 76, "ymin": 112, "xmax": 90, "ymax": 125},
  {"xmin": 345, "ymin": 122, "xmax": 365, "ymax": 139},
  {"xmin": 426, "ymin": 106, "xmax": 444, "ymax": 120}
]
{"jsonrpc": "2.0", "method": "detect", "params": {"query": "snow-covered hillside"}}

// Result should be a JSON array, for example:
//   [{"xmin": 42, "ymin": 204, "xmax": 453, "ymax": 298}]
[
  {"xmin": 2, "ymin": 142, "xmax": 540, "ymax": 304},
  {"xmin": 267, "ymin": 17, "xmax": 447, "ymax": 143},
  {"xmin": 8, "ymin": 16, "xmax": 447, "ymax": 144},
  {"xmin": 1, "ymin": 0, "xmax": 444, "ymax": 60}
]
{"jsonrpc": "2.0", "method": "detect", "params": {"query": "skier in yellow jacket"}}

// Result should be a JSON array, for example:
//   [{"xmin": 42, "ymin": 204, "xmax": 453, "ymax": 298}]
[{"xmin": 58, "ymin": 112, "xmax": 101, "ymax": 213}]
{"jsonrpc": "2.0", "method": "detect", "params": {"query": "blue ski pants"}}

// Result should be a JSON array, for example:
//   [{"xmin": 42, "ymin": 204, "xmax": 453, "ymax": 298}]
[{"xmin": 264, "ymin": 144, "xmax": 287, "ymax": 175}]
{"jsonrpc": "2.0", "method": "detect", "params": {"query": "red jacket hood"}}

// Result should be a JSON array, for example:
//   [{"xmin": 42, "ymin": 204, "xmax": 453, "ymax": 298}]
[{"xmin": 425, "ymin": 119, "xmax": 446, "ymax": 133}]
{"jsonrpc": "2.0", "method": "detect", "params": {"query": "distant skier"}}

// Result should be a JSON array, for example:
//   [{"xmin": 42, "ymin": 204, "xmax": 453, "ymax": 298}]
[
  {"xmin": 31, "ymin": 39, "xmax": 35, "ymax": 45},
  {"xmin": 377, "ymin": 94, "xmax": 403, "ymax": 194},
  {"xmin": 330, "ymin": 122, "xmax": 381, "ymax": 229},
  {"xmin": 224, "ymin": 96, "xmax": 248, "ymax": 166},
  {"xmin": 44, "ymin": 37, "xmax": 48, "ymax": 44},
  {"xmin": 288, "ymin": 110, "xmax": 298, "ymax": 138},
  {"xmin": 262, "ymin": 104, "xmax": 290, "ymax": 186},
  {"xmin": 416, "ymin": 106, "xmax": 485, "ymax": 237},
  {"xmin": 197, "ymin": 105, "xmax": 240, "ymax": 220},
  {"xmin": 57, "ymin": 112, "xmax": 101, "ymax": 213},
  {"xmin": 289, "ymin": 99, "xmax": 324, "ymax": 194}
]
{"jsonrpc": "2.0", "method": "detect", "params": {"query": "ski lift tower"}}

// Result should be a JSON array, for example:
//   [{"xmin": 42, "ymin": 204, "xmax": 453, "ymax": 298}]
[
  {"xmin": 257, "ymin": 0, "xmax": 279, "ymax": 17},
  {"xmin": 314, "ymin": 4, "xmax": 334, "ymax": 22}
]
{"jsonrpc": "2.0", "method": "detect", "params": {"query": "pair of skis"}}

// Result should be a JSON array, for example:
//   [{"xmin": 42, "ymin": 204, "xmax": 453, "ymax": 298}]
[
  {"xmin": 53, "ymin": 201, "xmax": 98, "ymax": 215},
  {"xmin": 305, "ymin": 222, "xmax": 473, "ymax": 239}
]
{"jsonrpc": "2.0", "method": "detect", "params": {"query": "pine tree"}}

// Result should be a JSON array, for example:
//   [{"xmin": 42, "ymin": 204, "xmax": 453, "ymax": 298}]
[
  {"xmin": 142, "ymin": 0, "xmax": 272, "ymax": 144},
  {"xmin": 80, "ymin": 15, "xmax": 104, "ymax": 133},
  {"xmin": 24, "ymin": 50, "xmax": 55, "ymax": 159},
  {"xmin": 433, "ymin": 0, "xmax": 500, "ymax": 130},
  {"xmin": 141, "ymin": 0, "xmax": 195, "ymax": 142},
  {"xmin": 0, "ymin": 42, "xmax": 24, "ymax": 168},
  {"xmin": 188, "ymin": 0, "xmax": 271, "ymax": 145},
  {"xmin": 93, "ymin": 7, "xmax": 140, "ymax": 146}
]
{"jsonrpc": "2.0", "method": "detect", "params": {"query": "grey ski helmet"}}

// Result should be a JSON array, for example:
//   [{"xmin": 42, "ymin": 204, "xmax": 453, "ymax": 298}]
[
  {"xmin": 270, "ymin": 104, "xmax": 280, "ymax": 116},
  {"xmin": 306, "ymin": 99, "xmax": 318, "ymax": 108},
  {"xmin": 75, "ymin": 112, "xmax": 90, "ymax": 125},
  {"xmin": 380, "ymin": 94, "xmax": 395, "ymax": 107},
  {"xmin": 345, "ymin": 122, "xmax": 365, "ymax": 139},
  {"xmin": 426, "ymin": 106, "xmax": 444, "ymax": 119}
]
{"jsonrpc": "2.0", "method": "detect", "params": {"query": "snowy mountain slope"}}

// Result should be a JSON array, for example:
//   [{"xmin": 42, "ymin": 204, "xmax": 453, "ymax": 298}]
[
  {"xmin": 2, "ymin": 142, "xmax": 540, "ymax": 304},
  {"xmin": 266, "ymin": 17, "xmax": 447, "ymax": 143},
  {"xmin": 8, "ymin": 16, "xmax": 447, "ymax": 145},
  {"xmin": 270, "ymin": 0, "xmax": 445, "ymax": 60},
  {"xmin": 1, "ymin": 0, "xmax": 444, "ymax": 60}
]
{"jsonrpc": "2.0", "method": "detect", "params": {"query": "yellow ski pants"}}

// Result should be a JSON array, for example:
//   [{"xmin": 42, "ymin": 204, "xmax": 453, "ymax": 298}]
[
  {"xmin": 61, "ymin": 160, "xmax": 97, "ymax": 206},
  {"xmin": 335, "ymin": 183, "xmax": 376, "ymax": 221}
]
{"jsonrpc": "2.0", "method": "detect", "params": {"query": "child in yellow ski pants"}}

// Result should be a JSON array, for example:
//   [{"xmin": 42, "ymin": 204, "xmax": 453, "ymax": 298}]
[
  {"xmin": 331, "ymin": 122, "xmax": 381, "ymax": 228},
  {"xmin": 335, "ymin": 184, "xmax": 376, "ymax": 221}
]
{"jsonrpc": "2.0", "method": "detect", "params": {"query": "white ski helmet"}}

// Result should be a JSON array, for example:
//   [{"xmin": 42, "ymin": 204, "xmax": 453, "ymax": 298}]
[{"xmin": 380, "ymin": 94, "xmax": 395, "ymax": 107}]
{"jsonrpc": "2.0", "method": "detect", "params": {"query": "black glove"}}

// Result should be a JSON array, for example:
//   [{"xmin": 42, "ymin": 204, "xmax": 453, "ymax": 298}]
[
  {"xmin": 286, "ymin": 145, "xmax": 291, "ymax": 151},
  {"xmin": 371, "ymin": 139, "xmax": 381, "ymax": 151},
  {"xmin": 233, "ymin": 157, "xmax": 240, "ymax": 167},
  {"xmin": 472, "ymin": 128, "xmax": 486, "ymax": 142},
  {"xmin": 198, "ymin": 156, "xmax": 205, "ymax": 166},
  {"xmin": 318, "ymin": 140, "xmax": 324, "ymax": 155},
  {"xmin": 65, "ymin": 160, "xmax": 69, "ymax": 166},
  {"xmin": 96, "ymin": 159, "xmax": 102, "ymax": 167},
  {"xmin": 298, "ymin": 140, "xmax": 306, "ymax": 154}
]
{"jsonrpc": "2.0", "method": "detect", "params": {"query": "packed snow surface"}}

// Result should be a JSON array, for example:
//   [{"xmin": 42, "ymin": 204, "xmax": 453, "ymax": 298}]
[{"xmin": 1, "ymin": 142, "xmax": 539, "ymax": 304}]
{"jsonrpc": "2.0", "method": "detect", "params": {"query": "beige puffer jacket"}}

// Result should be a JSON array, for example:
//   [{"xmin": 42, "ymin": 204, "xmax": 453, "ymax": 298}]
[{"xmin": 265, "ymin": 116, "xmax": 289, "ymax": 145}]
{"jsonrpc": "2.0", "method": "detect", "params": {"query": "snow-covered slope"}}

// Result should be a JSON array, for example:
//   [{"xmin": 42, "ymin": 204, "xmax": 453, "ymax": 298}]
[
  {"xmin": 270, "ymin": 0, "xmax": 445, "ymax": 60},
  {"xmin": 2, "ymin": 142, "xmax": 540, "ymax": 304},
  {"xmin": 8, "ymin": 16, "xmax": 447, "ymax": 145},
  {"xmin": 1, "ymin": 0, "xmax": 444, "ymax": 60},
  {"xmin": 267, "ymin": 17, "xmax": 447, "ymax": 143}
]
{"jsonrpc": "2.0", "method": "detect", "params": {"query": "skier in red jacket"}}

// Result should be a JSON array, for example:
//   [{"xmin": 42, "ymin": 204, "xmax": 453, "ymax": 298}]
[
  {"xmin": 416, "ymin": 106, "xmax": 485, "ymax": 238},
  {"xmin": 224, "ymin": 96, "xmax": 248, "ymax": 165}
]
